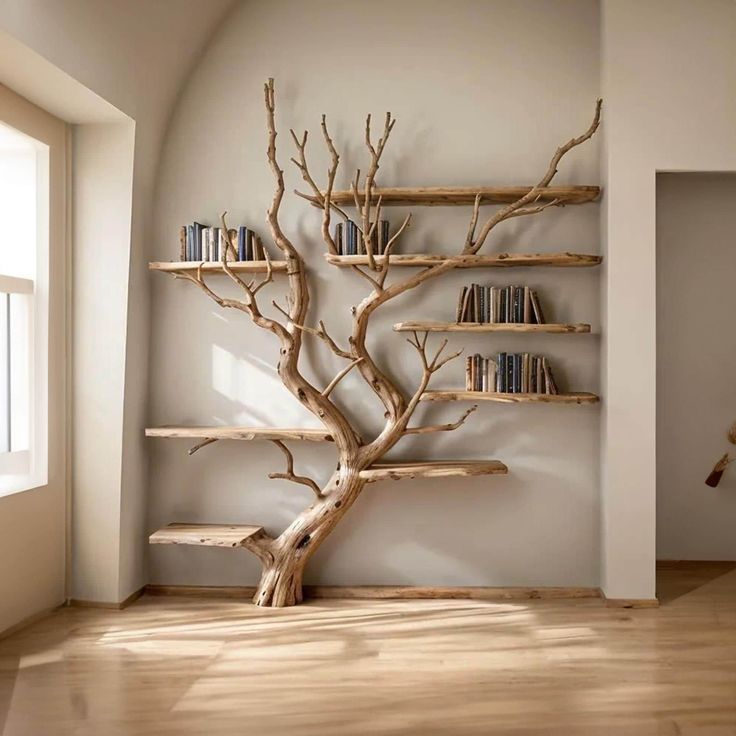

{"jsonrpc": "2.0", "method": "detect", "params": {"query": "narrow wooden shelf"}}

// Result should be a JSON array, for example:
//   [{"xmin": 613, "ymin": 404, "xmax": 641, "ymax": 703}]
[
  {"xmin": 360, "ymin": 460, "xmax": 508, "ymax": 482},
  {"xmin": 145, "ymin": 426, "xmax": 334, "ymax": 442},
  {"xmin": 149, "ymin": 260, "xmax": 288, "ymax": 275},
  {"xmin": 325, "ymin": 253, "xmax": 602, "ymax": 269},
  {"xmin": 303, "ymin": 185, "xmax": 600, "ymax": 207},
  {"xmin": 421, "ymin": 391, "xmax": 600, "ymax": 404},
  {"xmin": 149, "ymin": 523, "xmax": 266, "ymax": 548},
  {"xmin": 394, "ymin": 321, "xmax": 591, "ymax": 334}
]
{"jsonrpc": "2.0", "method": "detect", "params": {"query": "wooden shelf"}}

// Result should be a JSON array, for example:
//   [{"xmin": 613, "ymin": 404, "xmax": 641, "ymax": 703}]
[
  {"xmin": 360, "ymin": 460, "xmax": 508, "ymax": 482},
  {"xmin": 394, "ymin": 321, "xmax": 591, "ymax": 334},
  {"xmin": 325, "ymin": 253, "xmax": 602, "ymax": 269},
  {"xmin": 145, "ymin": 426, "xmax": 334, "ymax": 442},
  {"xmin": 421, "ymin": 391, "xmax": 599, "ymax": 404},
  {"xmin": 149, "ymin": 260, "xmax": 288, "ymax": 275},
  {"xmin": 149, "ymin": 523, "xmax": 266, "ymax": 548},
  {"xmin": 302, "ymin": 185, "xmax": 600, "ymax": 207}
]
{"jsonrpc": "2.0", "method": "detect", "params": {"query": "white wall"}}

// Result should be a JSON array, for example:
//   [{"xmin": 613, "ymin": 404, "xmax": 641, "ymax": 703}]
[
  {"xmin": 601, "ymin": 0, "xmax": 736, "ymax": 599},
  {"xmin": 148, "ymin": 0, "xmax": 602, "ymax": 588},
  {"xmin": 656, "ymin": 173, "xmax": 736, "ymax": 561},
  {"xmin": 0, "ymin": 0, "xmax": 235, "ymax": 603}
]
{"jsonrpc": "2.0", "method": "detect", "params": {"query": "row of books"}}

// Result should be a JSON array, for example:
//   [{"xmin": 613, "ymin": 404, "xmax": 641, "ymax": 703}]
[
  {"xmin": 465, "ymin": 353, "xmax": 559, "ymax": 394},
  {"xmin": 179, "ymin": 223, "xmax": 267, "ymax": 262},
  {"xmin": 334, "ymin": 220, "xmax": 391, "ymax": 255},
  {"xmin": 457, "ymin": 284, "xmax": 546, "ymax": 324}
]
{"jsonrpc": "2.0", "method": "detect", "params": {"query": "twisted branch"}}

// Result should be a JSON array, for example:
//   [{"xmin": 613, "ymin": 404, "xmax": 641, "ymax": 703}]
[{"xmin": 268, "ymin": 440, "xmax": 323, "ymax": 498}]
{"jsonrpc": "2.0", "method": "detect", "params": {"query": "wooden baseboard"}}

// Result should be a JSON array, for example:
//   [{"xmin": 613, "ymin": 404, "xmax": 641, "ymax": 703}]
[
  {"xmin": 603, "ymin": 598, "xmax": 660, "ymax": 609},
  {"xmin": 69, "ymin": 586, "xmax": 145, "ymax": 610},
  {"xmin": 656, "ymin": 559, "xmax": 736, "ymax": 571},
  {"xmin": 0, "ymin": 604, "xmax": 62, "ymax": 640},
  {"xmin": 145, "ymin": 584, "xmax": 601, "ymax": 602}
]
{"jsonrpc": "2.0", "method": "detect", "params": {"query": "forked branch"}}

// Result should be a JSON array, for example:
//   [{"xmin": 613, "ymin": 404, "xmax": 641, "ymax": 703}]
[
  {"xmin": 464, "ymin": 98, "xmax": 602, "ymax": 254},
  {"xmin": 268, "ymin": 440, "xmax": 323, "ymax": 498}
]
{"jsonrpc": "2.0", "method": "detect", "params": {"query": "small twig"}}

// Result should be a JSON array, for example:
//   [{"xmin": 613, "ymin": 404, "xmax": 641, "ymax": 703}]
[
  {"xmin": 187, "ymin": 438, "xmax": 218, "ymax": 455},
  {"xmin": 268, "ymin": 440, "xmax": 323, "ymax": 498},
  {"xmin": 273, "ymin": 301, "xmax": 353, "ymax": 359},
  {"xmin": 322, "ymin": 357, "xmax": 364, "ymax": 398}
]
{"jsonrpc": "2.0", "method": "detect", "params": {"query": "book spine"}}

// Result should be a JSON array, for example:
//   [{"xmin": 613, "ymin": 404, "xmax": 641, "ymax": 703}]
[
  {"xmin": 523, "ymin": 287, "xmax": 532, "ymax": 324},
  {"xmin": 531, "ymin": 289, "xmax": 546, "ymax": 324},
  {"xmin": 457, "ymin": 286, "xmax": 468, "ymax": 323},
  {"xmin": 542, "ymin": 357, "xmax": 558, "ymax": 394},
  {"xmin": 488, "ymin": 357, "xmax": 497, "ymax": 393},
  {"xmin": 380, "ymin": 220, "xmax": 389, "ymax": 254},
  {"xmin": 513, "ymin": 354, "xmax": 521, "ymax": 393},
  {"xmin": 227, "ymin": 229, "xmax": 237, "ymax": 260},
  {"xmin": 335, "ymin": 223, "xmax": 343, "ymax": 255},
  {"xmin": 465, "ymin": 356, "xmax": 472, "ymax": 391},
  {"xmin": 245, "ymin": 229, "xmax": 253, "ymax": 261},
  {"xmin": 179, "ymin": 226, "xmax": 187, "ymax": 261},
  {"xmin": 186, "ymin": 225, "xmax": 194, "ymax": 261},
  {"xmin": 522, "ymin": 352, "xmax": 530, "ymax": 393},
  {"xmin": 497, "ymin": 353, "xmax": 506, "ymax": 392},
  {"xmin": 193, "ymin": 222, "xmax": 204, "ymax": 261},
  {"xmin": 481, "ymin": 357, "xmax": 488, "ymax": 392},
  {"xmin": 238, "ymin": 227, "xmax": 247, "ymax": 261}
]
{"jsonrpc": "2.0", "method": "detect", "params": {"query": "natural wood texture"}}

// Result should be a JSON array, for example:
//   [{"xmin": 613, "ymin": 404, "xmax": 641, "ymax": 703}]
[
  {"xmin": 326, "ymin": 252, "xmax": 602, "ymax": 268},
  {"xmin": 359, "ymin": 459, "xmax": 508, "ymax": 482},
  {"xmin": 147, "ymin": 80, "xmax": 601, "ymax": 606},
  {"xmin": 421, "ymin": 390, "xmax": 600, "ymax": 404},
  {"xmin": 394, "ymin": 320, "xmax": 592, "ymax": 334},
  {"xmin": 145, "ymin": 584, "xmax": 599, "ymax": 601},
  {"xmin": 149, "ymin": 260, "xmax": 288, "ymax": 274},
  {"xmin": 300, "ymin": 184, "xmax": 600, "ymax": 207},
  {"xmin": 149, "ymin": 523, "xmax": 268, "ymax": 549},
  {"xmin": 5, "ymin": 568, "xmax": 736, "ymax": 735},
  {"xmin": 145, "ymin": 426, "xmax": 334, "ymax": 442}
]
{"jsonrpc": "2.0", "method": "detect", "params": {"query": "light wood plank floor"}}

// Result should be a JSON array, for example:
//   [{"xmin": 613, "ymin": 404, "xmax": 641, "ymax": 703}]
[{"xmin": 2, "ymin": 570, "xmax": 736, "ymax": 735}]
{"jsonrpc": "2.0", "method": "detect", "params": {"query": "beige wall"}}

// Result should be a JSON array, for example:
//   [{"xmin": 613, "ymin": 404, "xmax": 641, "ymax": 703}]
[
  {"xmin": 148, "ymin": 0, "xmax": 602, "ymax": 588},
  {"xmin": 656, "ymin": 173, "xmax": 736, "ymax": 560},
  {"xmin": 601, "ymin": 0, "xmax": 736, "ymax": 599}
]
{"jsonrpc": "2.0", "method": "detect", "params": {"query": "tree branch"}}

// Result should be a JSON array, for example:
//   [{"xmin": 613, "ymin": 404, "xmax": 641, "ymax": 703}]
[
  {"xmin": 322, "ymin": 357, "xmax": 364, "ymax": 398},
  {"xmin": 403, "ymin": 405, "xmax": 478, "ymax": 435},
  {"xmin": 463, "ymin": 98, "xmax": 602, "ymax": 254},
  {"xmin": 187, "ymin": 438, "xmax": 218, "ymax": 455},
  {"xmin": 268, "ymin": 440, "xmax": 323, "ymax": 498}
]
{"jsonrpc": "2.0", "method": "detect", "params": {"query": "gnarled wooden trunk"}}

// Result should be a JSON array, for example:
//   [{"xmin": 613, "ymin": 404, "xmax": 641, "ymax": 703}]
[{"xmin": 254, "ymin": 464, "xmax": 366, "ymax": 607}]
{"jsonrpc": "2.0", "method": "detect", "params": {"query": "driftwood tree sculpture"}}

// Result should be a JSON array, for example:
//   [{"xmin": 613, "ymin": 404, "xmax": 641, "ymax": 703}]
[{"xmin": 174, "ymin": 79, "xmax": 601, "ymax": 607}]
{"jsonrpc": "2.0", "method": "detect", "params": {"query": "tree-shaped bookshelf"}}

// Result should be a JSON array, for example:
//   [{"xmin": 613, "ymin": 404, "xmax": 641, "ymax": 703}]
[{"xmin": 147, "ymin": 79, "xmax": 602, "ymax": 607}]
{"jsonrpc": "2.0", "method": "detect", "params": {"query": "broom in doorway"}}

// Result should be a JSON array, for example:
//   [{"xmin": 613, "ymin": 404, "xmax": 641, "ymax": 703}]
[{"xmin": 705, "ymin": 423, "xmax": 736, "ymax": 487}]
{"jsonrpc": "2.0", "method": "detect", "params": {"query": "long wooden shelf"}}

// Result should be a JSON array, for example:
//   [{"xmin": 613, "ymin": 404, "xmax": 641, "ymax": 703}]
[
  {"xmin": 149, "ymin": 260, "xmax": 288, "ymax": 275},
  {"xmin": 325, "ymin": 253, "xmax": 601, "ymax": 269},
  {"xmin": 302, "ymin": 185, "xmax": 600, "ymax": 207},
  {"xmin": 421, "ymin": 391, "xmax": 599, "ymax": 404},
  {"xmin": 145, "ymin": 426, "xmax": 334, "ymax": 442},
  {"xmin": 394, "ymin": 321, "xmax": 591, "ymax": 334},
  {"xmin": 360, "ymin": 460, "xmax": 508, "ymax": 482},
  {"xmin": 149, "ymin": 523, "xmax": 266, "ymax": 548}
]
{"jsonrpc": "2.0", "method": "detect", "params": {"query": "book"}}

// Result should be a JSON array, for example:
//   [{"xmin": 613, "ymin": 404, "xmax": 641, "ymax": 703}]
[
  {"xmin": 193, "ymin": 222, "xmax": 205, "ymax": 261},
  {"xmin": 497, "ymin": 353, "xmax": 506, "ymax": 392},
  {"xmin": 542, "ymin": 357, "xmax": 558, "ymax": 394},
  {"xmin": 465, "ymin": 356, "xmax": 472, "ymax": 391},
  {"xmin": 254, "ymin": 234, "xmax": 264, "ymax": 261},
  {"xmin": 179, "ymin": 226, "xmax": 187, "ymax": 261},
  {"xmin": 335, "ymin": 223, "xmax": 343, "ymax": 254},
  {"xmin": 530, "ymin": 289, "xmax": 546, "ymax": 324},
  {"xmin": 457, "ymin": 287, "xmax": 468, "ymax": 323},
  {"xmin": 238, "ymin": 227, "xmax": 247, "ymax": 260},
  {"xmin": 523, "ymin": 287, "xmax": 532, "ymax": 323}
]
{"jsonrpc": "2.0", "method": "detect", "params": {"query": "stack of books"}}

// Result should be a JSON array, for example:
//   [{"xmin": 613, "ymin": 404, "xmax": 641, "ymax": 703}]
[
  {"xmin": 465, "ymin": 353, "xmax": 559, "ymax": 394},
  {"xmin": 179, "ymin": 223, "xmax": 267, "ymax": 262},
  {"xmin": 457, "ymin": 284, "xmax": 546, "ymax": 324},
  {"xmin": 334, "ymin": 220, "xmax": 391, "ymax": 255}
]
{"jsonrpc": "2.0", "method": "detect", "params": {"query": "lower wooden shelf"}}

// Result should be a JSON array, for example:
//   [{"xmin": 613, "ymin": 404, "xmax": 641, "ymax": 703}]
[
  {"xmin": 394, "ymin": 321, "xmax": 591, "ymax": 334},
  {"xmin": 149, "ymin": 523, "xmax": 266, "ymax": 548},
  {"xmin": 360, "ymin": 460, "xmax": 508, "ymax": 482},
  {"xmin": 421, "ymin": 390, "xmax": 599, "ymax": 404},
  {"xmin": 145, "ymin": 426, "xmax": 334, "ymax": 442}
]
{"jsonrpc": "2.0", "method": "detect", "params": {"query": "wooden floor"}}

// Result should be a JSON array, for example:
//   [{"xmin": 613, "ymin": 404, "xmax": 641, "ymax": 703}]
[{"xmin": 2, "ymin": 569, "xmax": 736, "ymax": 735}]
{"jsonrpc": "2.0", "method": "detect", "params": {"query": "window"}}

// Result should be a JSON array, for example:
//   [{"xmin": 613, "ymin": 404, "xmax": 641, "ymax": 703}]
[{"xmin": 0, "ymin": 122, "xmax": 49, "ymax": 494}]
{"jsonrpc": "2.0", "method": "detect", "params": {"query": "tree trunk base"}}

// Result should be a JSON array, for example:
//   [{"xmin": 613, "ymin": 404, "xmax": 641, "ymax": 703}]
[{"xmin": 253, "ymin": 563, "xmax": 304, "ymax": 608}]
